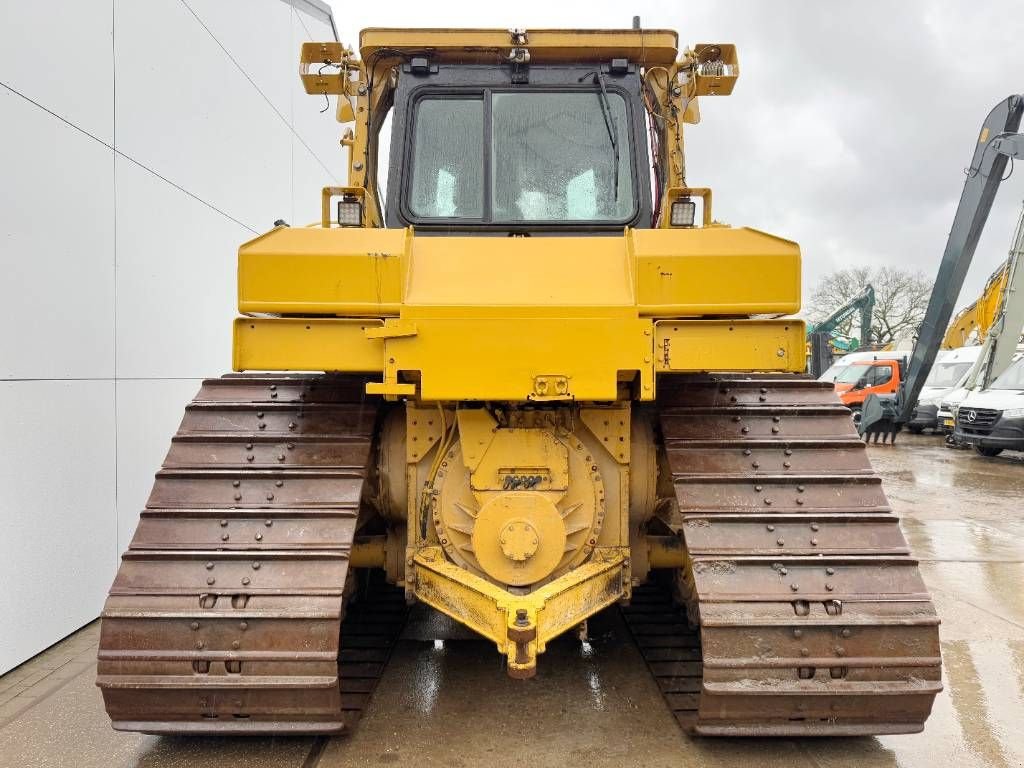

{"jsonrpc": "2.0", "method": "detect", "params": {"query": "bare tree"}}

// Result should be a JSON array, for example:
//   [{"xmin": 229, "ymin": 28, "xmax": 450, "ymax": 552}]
[{"xmin": 808, "ymin": 266, "xmax": 931, "ymax": 346}]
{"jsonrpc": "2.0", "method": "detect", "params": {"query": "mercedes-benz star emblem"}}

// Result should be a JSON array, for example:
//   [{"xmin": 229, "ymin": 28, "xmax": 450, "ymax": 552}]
[{"xmin": 966, "ymin": 410, "xmax": 977, "ymax": 423}]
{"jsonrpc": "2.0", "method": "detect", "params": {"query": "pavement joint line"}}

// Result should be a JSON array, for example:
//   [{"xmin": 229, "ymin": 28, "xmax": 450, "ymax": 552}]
[
  {"xmin": 927, "ymin": 584, "xmax": 1024, "ymax": 632},
  {"xmin": 0, "ymin": 660, "xmax": 96, "ymax": 731},
  {"xmin": 301, "ymin": 735, "xmax": 330, "ymax": 768}
]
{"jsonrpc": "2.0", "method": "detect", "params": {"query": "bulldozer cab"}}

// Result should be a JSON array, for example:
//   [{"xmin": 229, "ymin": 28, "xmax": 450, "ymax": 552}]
[{"xmin": 382, "ymin": 61, "xmax": 651, "ymax": 232}]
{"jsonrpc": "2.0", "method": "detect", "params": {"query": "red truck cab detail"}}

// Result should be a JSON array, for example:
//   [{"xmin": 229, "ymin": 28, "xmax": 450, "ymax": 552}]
[{"xmin": 833, "ymin": 359, "xmax": 902, "ymax": 407}]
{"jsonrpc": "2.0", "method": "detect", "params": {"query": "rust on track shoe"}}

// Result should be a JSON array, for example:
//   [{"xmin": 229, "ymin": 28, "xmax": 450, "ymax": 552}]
[
  {"xmin": 635, "ymin": 376, "xmax": 942, "ymax": 737},
  {"xmin": 97, "ymin": 375, "xmax": 404, "ymax": 734}
]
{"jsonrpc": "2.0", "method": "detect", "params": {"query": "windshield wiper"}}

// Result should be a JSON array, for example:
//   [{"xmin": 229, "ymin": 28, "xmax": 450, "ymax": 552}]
[{"xmin": 579, "ymin": 71, "xmax": 619, "ymax": 201}]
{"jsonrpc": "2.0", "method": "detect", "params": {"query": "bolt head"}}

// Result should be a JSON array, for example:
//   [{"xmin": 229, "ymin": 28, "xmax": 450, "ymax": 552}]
[
  {"xmin": 190, "ymin": 621, "xmax": 200, "ymax": 631},
  {"xmin": 241, "ymin": 576, "xmax": 251, "ymax": 586},
  {"xmin": 790, "ymin": 583, "xmax": 799, "ymax": 591},
  {"xmin": 207, "ymin": 576, "xmax": 216, "ymax": 585}
]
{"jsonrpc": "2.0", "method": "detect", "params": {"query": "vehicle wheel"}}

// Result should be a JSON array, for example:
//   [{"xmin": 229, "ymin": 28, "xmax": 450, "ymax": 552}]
[
  {"xmin": 974, "ymin": 445, "xmax": 1004, "ymax": 458},
  {"xmin": 907, "ymin": 424, "xmax": 924, "ymax": 435}
]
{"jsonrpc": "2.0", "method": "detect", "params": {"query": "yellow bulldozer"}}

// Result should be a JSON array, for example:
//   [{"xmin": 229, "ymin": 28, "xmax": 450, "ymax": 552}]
[{"xmin": 96, "ymin": 26, "xmax": 941, "ymax": 738}]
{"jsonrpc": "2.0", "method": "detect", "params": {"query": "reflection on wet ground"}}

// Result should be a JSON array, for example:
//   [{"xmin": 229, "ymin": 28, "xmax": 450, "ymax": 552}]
[{"xmin": 1, "ymin": 433, "xmax": 1022, "ymax": 767}]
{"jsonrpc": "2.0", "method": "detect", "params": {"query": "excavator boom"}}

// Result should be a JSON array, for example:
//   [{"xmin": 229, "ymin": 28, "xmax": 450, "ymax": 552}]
[{"xmin": 860, "ymin": 94, "xmax": 1024, "ymax": 442}]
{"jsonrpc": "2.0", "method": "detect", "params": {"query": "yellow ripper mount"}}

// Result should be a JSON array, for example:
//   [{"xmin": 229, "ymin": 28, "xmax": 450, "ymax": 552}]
[{"xmin": 413, "ymin": 547, "xmax": 628, "ymax": 678}]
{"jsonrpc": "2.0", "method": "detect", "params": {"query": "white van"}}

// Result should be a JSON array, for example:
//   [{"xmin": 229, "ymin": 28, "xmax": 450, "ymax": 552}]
[
  {"xmin": 908, "ymin": 346, "xmax": 982, "ymax": 433},
  {"xmin": 953, "ymin": 357, "xmax": 1024, "ymax": 456},
  {"xmin": 938, "ymin": 349, "xmax": 1024, "ymax": 435}
]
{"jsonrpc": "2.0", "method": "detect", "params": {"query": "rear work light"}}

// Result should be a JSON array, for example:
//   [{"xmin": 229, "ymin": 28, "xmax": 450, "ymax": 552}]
[
  {"xmin": 336, "ymin": 196, "xmax": 363, "ymax": 227},
  {"xmin": 670, "ymin": 197, "xmax": 696, "ymax": 227}
]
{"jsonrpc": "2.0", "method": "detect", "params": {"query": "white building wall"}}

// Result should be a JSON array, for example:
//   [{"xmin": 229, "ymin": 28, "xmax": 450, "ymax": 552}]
[{"xmin": 0, "ymin": 0, "xmax": 343, "ymax": 673}]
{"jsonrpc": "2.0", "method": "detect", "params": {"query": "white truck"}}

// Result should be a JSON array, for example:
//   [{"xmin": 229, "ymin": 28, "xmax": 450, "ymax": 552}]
[{"xmin": 953, "ymin": 356, "xmax": 1024, "ymax": 456}]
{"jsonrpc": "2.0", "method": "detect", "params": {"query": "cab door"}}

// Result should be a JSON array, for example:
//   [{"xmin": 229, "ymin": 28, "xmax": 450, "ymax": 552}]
[{"xmin": 842, "ymin": 362, "xmax": 896, "ymax": 407}]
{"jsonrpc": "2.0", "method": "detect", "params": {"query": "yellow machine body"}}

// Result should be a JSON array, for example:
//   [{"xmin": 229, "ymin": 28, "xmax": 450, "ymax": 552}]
[{"xmin": 232, "ymin": 27, "xmax": 803, "ymax": 678}]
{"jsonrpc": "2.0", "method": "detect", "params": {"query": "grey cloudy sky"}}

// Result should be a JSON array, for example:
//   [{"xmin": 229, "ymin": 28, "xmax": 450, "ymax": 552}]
[{"xmin": 328, "ymin": 0, "xmax": 1022, "ymax": 310}]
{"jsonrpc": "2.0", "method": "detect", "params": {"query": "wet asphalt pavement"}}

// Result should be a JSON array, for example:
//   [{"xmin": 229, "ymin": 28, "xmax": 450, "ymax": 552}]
[{"xmin": 1, "ymin": 433, "xmax": 1022, "ymax": 768}]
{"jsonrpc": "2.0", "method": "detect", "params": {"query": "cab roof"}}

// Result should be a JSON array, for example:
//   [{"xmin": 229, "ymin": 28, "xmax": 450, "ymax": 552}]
[{"xmin": 359, "ymin": 27, "xmax": 680, "ymax": 67}]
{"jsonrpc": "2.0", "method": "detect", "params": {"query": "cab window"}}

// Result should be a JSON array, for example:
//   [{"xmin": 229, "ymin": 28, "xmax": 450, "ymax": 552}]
[{"xmin": 868, "ymin": 365, "xmax": 893, "ymax": 386}]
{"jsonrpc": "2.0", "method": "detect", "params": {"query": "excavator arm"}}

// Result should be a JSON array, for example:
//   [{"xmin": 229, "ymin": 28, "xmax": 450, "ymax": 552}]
[
  {"xmin": 860, "ymin": 94, "xmax": 1024, "ymax": 442},
  {"xmin": 941, "ymin": 259, "xmax": 1010, "ymax": 348},
  {"xmin": 807, "ymin": 285, "xmax": 875, "ymax": 376}
]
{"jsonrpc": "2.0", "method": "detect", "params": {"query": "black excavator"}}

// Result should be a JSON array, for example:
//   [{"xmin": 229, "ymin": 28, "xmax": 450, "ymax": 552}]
[{"xmin": 860, "ymin": 94, "xmax": 1024, "ymax": 443}]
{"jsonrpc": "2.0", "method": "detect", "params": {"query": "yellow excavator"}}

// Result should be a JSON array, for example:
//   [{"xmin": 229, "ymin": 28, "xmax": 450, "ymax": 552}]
[
  {"xmin": 942, "ymin": 259, "xmax": 1011, "ymax": 348},
  {"xmin": 97, "ymin": 26, "xmax": 941, "ymax": 738}
]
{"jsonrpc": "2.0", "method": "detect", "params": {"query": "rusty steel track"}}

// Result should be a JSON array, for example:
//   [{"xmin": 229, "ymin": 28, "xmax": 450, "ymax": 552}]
[
  {"xmin": 97, "ymin": 375, "xmax": 404, "ymax": 734},
  {"xmin": 630, "ymin": 376, "xmax": 942, "ymax": 736}
]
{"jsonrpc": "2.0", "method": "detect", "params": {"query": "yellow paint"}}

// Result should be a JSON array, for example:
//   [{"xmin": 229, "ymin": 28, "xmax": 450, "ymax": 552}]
[
  {"xmin": 359, "ymin": 28, "xmax": 681, "ymax": 67},
  {"xmin": 237, "ymin": 226, "xmax": 406, "ymax": 315},
  {"xmin": 232, "ymin": 317, "xmax": 383, "ymax": 372},
  {"xmin": 632, "ymin": 227, "xmax": 801, "ymax": 316},
  {"xmin": 942, "ymin": 259, "xmax": 1009, "ymax": 348},
  {"xmin": 655, "ymin": 319, "xmax": 806, "ymax": 373},
  {"xmin": 412, "ymin": 546, "xmax": 627, "ymax": 677},
  {"xmin": 374, "ymin": 316, "xmax": 655, "ymax": 402},
  {"xmin": 234, "ymin": 225, "xmax": 802, "ymax": 397}
]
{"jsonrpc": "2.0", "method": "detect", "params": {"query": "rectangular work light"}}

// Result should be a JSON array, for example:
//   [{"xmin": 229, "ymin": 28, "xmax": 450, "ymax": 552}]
[
  {"xmin": 336, "ymin": 195, "xmax": 363, "ymax": 227},
  {"xmin": 670, "ymin": 197, "xmax": 696, "ymax": 227}
]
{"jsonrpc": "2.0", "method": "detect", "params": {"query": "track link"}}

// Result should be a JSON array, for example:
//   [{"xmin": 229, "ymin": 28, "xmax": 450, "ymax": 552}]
[
  {"xmin": 630, "ymin": 376, "xmax": 942, "ymax": 737},
  {"xmin": 97, "ymin": 375, "xmax": 404, "ymax": 734}
]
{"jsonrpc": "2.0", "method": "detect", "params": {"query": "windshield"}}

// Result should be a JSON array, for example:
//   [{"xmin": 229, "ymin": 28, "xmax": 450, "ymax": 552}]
[
  {"xmin": 408, "ymin": 91, "xmax": 634, "ymax": 223},
  {"xmin": 836, "ymin": 363, "xmax": 871, "ymax": 384},
  {"xmin": 924, "ymin": 361, "xmax": 973, "ymax": 388},
  {"xmin": 990, "ymin": 358, "xmax": 1024, "ymax": 390},
  {"xmin": 818, "ymin": 363, "xmax": 845, "ymax": 382}
]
